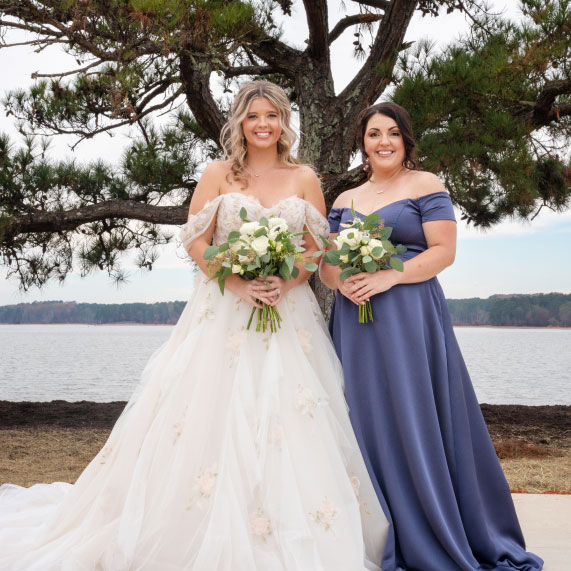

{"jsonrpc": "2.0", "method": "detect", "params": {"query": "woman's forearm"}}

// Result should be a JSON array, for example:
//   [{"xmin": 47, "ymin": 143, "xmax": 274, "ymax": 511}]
[
  {"xmin": 319, "ymin": 259, "xmax": 341, "ymax": 290},
  {"xmin": 398, "ymin": 245, "xmax": 455, "ymax": 285}
]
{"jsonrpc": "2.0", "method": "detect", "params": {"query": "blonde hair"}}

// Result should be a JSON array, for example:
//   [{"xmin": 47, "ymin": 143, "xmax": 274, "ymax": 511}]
[{"xmin": 220, "ymin": 80, "xmax": 299, "ymax": 187}]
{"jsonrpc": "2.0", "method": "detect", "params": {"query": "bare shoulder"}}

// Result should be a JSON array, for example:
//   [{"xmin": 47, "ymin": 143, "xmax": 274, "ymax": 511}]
[
  {"xmin": 293, "ymin": 165, "xmax": 325, "ymax": 215},
  {"xmin": 293, "ymin": 164, "xmax": 319, "ymax": 185},
  {"xmin": 189, "ymin": 160, "xmax": 229, "ymax": 213},
  {"xmin": 409, "ymin": 170, "xmax": 447, "ymax": 198},
  {"xmin": 203, "ymin": 159, "xmax": 232, "ymax": 179},
  {"xmin": 331, "ymin": 184, "xmax": 364, "ymax": 210}
]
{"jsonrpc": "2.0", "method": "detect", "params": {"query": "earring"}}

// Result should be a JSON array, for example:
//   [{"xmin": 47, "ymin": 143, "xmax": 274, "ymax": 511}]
[{"xmin": 363, "ymin": 155, "xmax": 370, "ymax": 172}]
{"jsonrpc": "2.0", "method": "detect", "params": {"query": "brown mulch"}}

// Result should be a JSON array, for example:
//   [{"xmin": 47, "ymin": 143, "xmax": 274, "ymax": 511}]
[{"xmin": 1, "ymin": 401, "xmax": 570, "ymax": 491}]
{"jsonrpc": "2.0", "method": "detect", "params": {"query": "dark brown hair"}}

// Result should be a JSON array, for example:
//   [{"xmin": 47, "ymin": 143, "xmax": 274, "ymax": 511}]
[{"xmin": 357, "ymin": 102, "xmax": 418, "ymax": 177}]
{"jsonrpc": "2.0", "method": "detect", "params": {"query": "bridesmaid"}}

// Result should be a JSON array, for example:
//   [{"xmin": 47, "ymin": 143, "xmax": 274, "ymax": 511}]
[{"xmin": 320, "ymin": 102, "xmax": 543, "ymax": 571}]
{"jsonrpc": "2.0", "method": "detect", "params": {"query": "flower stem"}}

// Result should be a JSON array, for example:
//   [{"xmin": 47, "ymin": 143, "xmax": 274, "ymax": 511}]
[{"xmin": 247, "ymin": 306, "xmax": 256, "ymax": 330}]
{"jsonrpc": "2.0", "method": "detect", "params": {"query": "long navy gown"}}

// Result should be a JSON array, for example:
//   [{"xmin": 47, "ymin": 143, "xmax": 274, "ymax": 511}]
[{"xmin": 328, "ymin": 192, "xmax": 543, "ymax": 571}]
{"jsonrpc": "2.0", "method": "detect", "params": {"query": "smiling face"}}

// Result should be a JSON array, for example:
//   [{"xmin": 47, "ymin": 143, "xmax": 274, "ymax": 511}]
[
  {"xmin": 241, "ymin": 97, "xmax": 282, "ymax": 150},
  {"xmin": 363, "ymin": 113, "xmax": 406, "ymax": 173}
]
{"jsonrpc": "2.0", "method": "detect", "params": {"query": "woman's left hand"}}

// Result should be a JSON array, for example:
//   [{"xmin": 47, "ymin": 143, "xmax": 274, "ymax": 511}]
[
  {"xmin": 344, "ymin": 269, "xmax": 402, "ymax": 304},
  {"xmin": 255, "ymin": 276, "xmax": 289, "ymax": 306}
]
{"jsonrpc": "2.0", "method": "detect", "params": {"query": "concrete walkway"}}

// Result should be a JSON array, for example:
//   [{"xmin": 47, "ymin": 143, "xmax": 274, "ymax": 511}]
[{"xmin": 513, "ymin": 494, "xmax": 571, "ymax": 571}]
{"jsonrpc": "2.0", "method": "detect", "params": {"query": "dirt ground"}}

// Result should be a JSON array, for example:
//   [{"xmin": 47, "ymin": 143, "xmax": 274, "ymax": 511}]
[{"xmin": 1, "ymin": 401, "xmax": 570, "ymax": 492}]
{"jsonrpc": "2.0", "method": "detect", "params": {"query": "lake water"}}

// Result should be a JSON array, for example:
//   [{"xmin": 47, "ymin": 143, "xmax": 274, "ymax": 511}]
[{"xmin": 0, "ymin": 324, "xmax": 569, "ymax": 405}]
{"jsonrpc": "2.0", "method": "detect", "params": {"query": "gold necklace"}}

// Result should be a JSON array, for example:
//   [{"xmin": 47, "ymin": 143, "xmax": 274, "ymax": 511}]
[
  {"xmin": 370, "ymin": 169, "xmax": 405, "ymax": 194},
  {"xmin": 247, "ymin": 165, "xmax": 276, "ymax": 178}
]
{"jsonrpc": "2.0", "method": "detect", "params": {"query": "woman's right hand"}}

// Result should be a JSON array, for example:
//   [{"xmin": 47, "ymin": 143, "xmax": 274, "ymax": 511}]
[
  {"xmin": 337, "ymin": 275, "xmax": 362, "ymax": 306},
  {"xmin": 225, "ymin": 275, "xmax": 278, "ymax": 308}
]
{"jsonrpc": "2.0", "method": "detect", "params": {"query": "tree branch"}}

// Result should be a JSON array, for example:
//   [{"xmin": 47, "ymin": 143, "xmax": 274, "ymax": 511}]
[
  {"xmin": 322, "ymin": 166, "xmax": 366, "ymax": 206},
  {"xmin": 351, "ymin": 0, "xmax": 391, "ymax": 11},
  {"xmin": 14, "ymin": 87, "xmax": 184, "ymax": 149},
  {"xmin": 302, "ymin": 0, "xmax": 329, "ymax": 62},
  {"xmin": 521, "ymin": 78, "xmax": 571, "ymax": 128},
  {"xmin": 338, "ymin": 0, "xmax": 417, "ymax": 109},
  {"xmin": 329, "ymin": 13, "xmax": 383, "ymax": 44},
  {"xmin": 179, "ymin": 53, "xmax": 226, "ymax": 144},
  {"xmin": 246, "ymin": 29, "xmax": 305, "ymax": 77},
  {"xmin": 31, "ymin": 59, "xmax": 104, "ymax": 80},
  {"xmin": 223, "ymin": 64, "xmax": 279, "ymax": 78},
  {"xmin": 3, "ymin": 201, "xmax": 190, "ymax": 239}
]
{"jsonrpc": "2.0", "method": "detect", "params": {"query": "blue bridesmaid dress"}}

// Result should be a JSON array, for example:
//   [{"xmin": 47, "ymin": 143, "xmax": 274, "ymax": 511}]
[{"xmin": 328, "ymin": 192, "xmax": 543, "ymax": 571}]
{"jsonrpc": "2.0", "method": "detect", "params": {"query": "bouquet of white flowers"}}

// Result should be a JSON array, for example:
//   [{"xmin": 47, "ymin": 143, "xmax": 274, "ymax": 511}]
[
  {"xmin": 322, "ymin": 204, "xmax": 406, "ymax": 323},
  {"xmin": 204, "ymin": 207, "xmax": 320, "ymax": 333}
]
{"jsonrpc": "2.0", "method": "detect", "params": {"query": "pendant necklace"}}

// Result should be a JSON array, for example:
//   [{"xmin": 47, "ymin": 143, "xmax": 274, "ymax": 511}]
[
  {"xmin": 370, "ymin": 167, "xmax": 405, "ymax": 194},
  {"xmin": 247, "ymin": 165, "xmax": 276, "ymax": 178}
]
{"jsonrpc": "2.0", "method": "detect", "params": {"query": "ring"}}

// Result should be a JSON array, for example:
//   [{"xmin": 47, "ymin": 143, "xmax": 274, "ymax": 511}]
[{"xmin": 275, "ymin": 288, "xmax": 281, "ymax": 295}]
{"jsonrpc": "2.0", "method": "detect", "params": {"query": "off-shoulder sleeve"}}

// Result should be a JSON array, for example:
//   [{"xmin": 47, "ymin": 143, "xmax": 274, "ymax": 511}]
[
  {"xmin": 179, "ymin": 195, "xmax": 224, "ymax": 252},
  {"xmin": 418, "ymin": 192, "xmax": 456, "ymax": 223},
  {"xmin": 328, "ymin": 208, "xmax": 343, "ymax": 234},
  {"xmin": 304, "ymin": 201, "xmax": 330, "ymax": 248}
]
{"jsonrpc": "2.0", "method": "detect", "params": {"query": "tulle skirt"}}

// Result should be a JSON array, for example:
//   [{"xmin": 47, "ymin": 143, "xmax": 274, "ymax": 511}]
[{"xmin": 0, "ymin": 274, "xmax": 388, "ymax": 570}]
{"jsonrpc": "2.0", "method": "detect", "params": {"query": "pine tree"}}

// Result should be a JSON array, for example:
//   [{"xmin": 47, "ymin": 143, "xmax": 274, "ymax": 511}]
[{"xmin": 0, "ymin": 0, "xmax": 569, "ymax": 296}]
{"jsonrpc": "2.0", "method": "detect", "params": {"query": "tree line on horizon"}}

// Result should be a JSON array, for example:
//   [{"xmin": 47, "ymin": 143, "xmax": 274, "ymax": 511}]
[
  {"xmin": 0, "ymin": 293, "xmax": 570, "ymax": 327},
  {"xmin": 0, "ymin": 0, "xmax": 568, "ymax": 323}
]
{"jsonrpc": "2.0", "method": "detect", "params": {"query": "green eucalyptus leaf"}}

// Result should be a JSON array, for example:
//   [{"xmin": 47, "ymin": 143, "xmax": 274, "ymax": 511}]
[
  {"xmin": 380, "ymin": 227, "xmax": 393, "ymax": 239},
  {"xmin": 364, "ymin": 260, "xmax": 377, "ymax": 273},
  {"xmin": 203, "ymin": 245, "xmax": 219, "ymax": 260},
  {"xmin": 390, "ymin": 257, "xmax": 404, "ymax": 272},
  {"xmin": 279, "ymin": 262, "xmax": 291, "ymax": 280},
  {"xmin": 363, "ymin": 213, "xmax": 380, "ymax": 227},
  {"xmin": 304, "ymin": 262, "xmax": 318, "ymax": 272},
  {"xmin": 239, "ymin": 207, "xmax": 248, "ymax": 220}
]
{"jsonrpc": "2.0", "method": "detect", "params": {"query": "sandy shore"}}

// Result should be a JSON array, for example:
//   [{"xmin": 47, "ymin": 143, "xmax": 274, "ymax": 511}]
[{"xmin": 1, "ymin": 401, "xmax": 569, "ymax": 492}]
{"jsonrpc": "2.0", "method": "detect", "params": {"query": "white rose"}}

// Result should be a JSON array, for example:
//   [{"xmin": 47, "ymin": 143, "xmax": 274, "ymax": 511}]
[
  {"xmin": 238, "ymin": 254, "xmax": 250, "ymax": 263},
  {"xmin": 340, "ymin": 254, "xmax": 349, "ymax": 263},
  {"xmin": 368, "ymin": 238, "xmax": 386, "ymax": 260},
  {"xmin": 251, "ymin": 235, "xmax": 270, "ymax": 255},
  {"xmin": 240, "ymin": 221, "xmax": 261, "ymax": 237},
  {"xmin": 337, "ymin": 228, "xmax": 362, "ymax": 248},
  {"xmin": 360, "ymin": 245, "xmax": 371, "ymax": 257},
  {"xmin": 231, "ymin": 264, "xmax": 242, "ymax": 274},
  {"xmin": 276, "ymin": 242, "xmax": 283, "ymax": 253}
]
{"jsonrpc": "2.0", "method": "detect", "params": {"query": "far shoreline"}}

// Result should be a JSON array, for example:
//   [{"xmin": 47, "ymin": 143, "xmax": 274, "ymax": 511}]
[{"xmin": 1, "ymin": 323, "xmax": 569, "ymax": 329}]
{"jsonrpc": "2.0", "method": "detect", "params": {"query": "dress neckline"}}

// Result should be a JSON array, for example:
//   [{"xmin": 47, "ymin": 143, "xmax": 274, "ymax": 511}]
[
  {"xmin": 219, "ymin": 191, "xmax": 302, "ymax": 211},
  {"xmin": 332, "ymin": 190, "xmax": 449, "ymax": 218}
]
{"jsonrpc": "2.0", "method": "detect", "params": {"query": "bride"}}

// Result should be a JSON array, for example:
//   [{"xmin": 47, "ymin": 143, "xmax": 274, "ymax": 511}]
[{"xmin": 0, "ymin": 80, "xmax": 388, "ymax": 570}]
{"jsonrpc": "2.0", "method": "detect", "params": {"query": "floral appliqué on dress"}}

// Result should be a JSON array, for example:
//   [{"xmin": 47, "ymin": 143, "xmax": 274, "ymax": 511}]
[
  {"xmin": 310, "ymin": 497, "xmax": 339, "ymax": 532},
  {"xmin": 295, "ymin": 384, "xmax": 321, "ymax": 418},
  {"xmin": 186, "ymin": 465, "xmax": 218, "ymax": 511},
  {"xmin": 297, "ymin": 329, "xmax": 313, "ymax": 355},
  {"xmin": 196, "ymin": 292, "xmax": 216, "ymax": 322},
  {"xmin": 225, "ymin": 328, "xmax": 247, "ymax": 367},
  {"xmin": 250, "ymin": 509, "xmax": 272, "ymax": 542}
]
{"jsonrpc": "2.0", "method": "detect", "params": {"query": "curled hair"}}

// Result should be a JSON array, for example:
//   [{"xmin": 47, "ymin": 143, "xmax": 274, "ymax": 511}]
[
  {"xmin": 220, "ymin": 80, "xmax": 299, "ymax": 187},
  {"xmin": 357, "ymin": 102, "xmax": 418, "ymax": 178}
]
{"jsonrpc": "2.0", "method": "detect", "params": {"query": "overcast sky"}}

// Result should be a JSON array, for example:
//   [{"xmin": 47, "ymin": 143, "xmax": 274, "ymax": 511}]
[{"xmin": 0, "ymin": 0, "xmax": 569, "ymax": 305}]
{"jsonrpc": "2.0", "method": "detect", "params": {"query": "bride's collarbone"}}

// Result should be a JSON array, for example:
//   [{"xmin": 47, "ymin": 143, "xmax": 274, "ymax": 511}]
[
  {"xmin": 220, "ymin": 190, "xmax": 302, "ymax": 210},
  {"xmin": 219, "ymin": 178, "xmax": 302, "ymax": 209}
]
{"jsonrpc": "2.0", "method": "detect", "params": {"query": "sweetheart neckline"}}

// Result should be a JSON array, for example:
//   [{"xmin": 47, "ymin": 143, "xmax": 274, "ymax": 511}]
[{"xmin": 218, "ymin": 192, "xmax": 302, "ymax": 211}]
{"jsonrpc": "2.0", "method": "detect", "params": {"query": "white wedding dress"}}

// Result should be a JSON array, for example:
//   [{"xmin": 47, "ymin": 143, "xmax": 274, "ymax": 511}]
[{"xmin": 0, "ymin": 193, "xmax": 388, "ymax": 570}]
